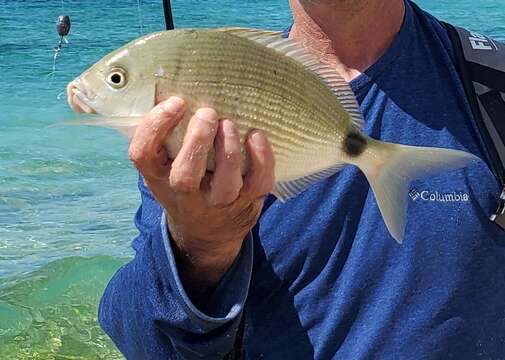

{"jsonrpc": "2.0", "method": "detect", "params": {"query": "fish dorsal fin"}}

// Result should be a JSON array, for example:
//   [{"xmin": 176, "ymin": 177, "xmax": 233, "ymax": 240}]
[
  {"xmin": 218, "ymin": 27, "xmax": 282, "ymax": 44},
  {"xmin": 219, "ymin": 28, "xmax": 364, "ymax": 129}
]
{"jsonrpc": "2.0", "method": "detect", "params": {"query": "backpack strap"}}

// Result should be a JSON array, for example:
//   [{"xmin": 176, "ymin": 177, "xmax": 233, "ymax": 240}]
[{"xmin": 443, "ymin": 22, "xmax": 505, "ymax": 228}]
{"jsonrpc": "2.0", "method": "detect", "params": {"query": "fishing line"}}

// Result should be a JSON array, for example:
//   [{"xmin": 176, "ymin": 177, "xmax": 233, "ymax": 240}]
[
  {"xmin": 49, "ymin": 15, "xmax": 70, "ymax": 78},
  {"xmin": 48, "ymin": 0, "xmax": 71, "ymax": 78}
]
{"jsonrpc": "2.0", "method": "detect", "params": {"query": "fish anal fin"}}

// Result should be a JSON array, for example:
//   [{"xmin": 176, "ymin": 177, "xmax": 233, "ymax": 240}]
[{"xmin": 273, "ymin": 163, "xmax": 344, "ymax": 201}]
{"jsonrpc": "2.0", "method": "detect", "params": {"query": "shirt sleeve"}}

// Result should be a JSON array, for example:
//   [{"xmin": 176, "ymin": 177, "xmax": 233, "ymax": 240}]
[{"xmin": 98, "ymin": 175, "xmax": 254, "ymax": 360}]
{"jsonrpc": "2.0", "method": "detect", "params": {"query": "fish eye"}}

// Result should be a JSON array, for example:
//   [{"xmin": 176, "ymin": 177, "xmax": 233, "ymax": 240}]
[{"xmin": 106, "ymin": 68, "xmax": 127, "ymax": 89}]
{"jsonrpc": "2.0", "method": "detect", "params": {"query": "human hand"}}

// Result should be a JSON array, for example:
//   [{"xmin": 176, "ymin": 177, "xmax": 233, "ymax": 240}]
[{"xmin": 128, "ymin": 97, "xmax": 275, "ymax": 292}]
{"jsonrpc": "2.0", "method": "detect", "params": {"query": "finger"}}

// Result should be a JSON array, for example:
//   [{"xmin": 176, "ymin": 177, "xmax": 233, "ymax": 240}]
[
  {"xmin": 130, "ymin": 96, "xmax": 185, "ymax": 157},
  {"xmin": 242, "ymin": 130, "xmax": 275, "ymax": 199},
  {"xmin": 155, "ymin": 145, "xmax": 172, "ymax": 167},
  {"xmin": 170, "ymin": 108, "xmax": 219, "ymax": 193},
  {"xmin": 209, "ymin": 119, "xmax": 243, "ymax": 206},
  {"xmin": 128, "ymin": 97, "xmax": 185, "ymax": 179},
  {"xmin": 141, "ymin": 145, "xmax": 174, "ymax": 180}
]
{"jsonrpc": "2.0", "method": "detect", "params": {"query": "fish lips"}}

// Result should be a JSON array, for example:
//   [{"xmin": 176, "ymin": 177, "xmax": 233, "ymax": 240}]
[{"xmin": 67, "ymin": 82, "xmax": 97, "ymax": 114}]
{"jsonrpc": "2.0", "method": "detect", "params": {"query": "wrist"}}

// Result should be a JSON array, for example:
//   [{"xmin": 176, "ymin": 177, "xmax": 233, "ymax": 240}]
[{"xmin": 166, "ymin": 214, "xmax": 244, "ymax": 289}]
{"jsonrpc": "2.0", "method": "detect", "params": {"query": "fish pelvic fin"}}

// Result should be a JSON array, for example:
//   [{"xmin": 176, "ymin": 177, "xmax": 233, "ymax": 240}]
[{"xmin": 348, "ymin": 139, "xmax": 480, "ymax": 243}]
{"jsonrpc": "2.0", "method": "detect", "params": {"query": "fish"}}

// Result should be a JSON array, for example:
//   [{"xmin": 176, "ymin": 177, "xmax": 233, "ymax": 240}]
[{"xmin": 66, "ymin": 28, "xmax": 479, "ymax": 243}]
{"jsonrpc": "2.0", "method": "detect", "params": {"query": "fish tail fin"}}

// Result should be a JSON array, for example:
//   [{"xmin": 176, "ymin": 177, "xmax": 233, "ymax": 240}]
[{"xmin": 351, "ymin": 139, "xmax": 479, "ymax": 243}]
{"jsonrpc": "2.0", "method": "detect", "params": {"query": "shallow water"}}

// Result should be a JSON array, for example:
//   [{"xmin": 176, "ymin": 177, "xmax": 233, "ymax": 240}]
[{"xmin": 0, "ymin": 0, "xmax": 503, "ymax": 358}]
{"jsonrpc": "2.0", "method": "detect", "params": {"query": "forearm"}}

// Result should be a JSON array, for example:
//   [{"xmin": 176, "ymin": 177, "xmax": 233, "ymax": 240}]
[
  {"xmin": 167, "ymin": 214, "xmax": 246, "ymax": 305},
  {"xmin": 99, "ymin": 213, "xmax": 254, "ymax": 359},
  {"xmin": 98, "ymin": 97, "xmax": 274, "ymax": 358}
]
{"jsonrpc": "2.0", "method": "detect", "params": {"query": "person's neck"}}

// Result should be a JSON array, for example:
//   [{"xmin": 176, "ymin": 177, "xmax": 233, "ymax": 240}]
[{"xmin": 289, "ymin": 0, "xmax": 405, "ymax": 82}]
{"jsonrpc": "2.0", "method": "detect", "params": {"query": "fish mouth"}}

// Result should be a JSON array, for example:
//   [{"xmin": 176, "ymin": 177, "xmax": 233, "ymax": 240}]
[{"xmin": 67, "ymin": 82, "xmax": 97, "ymax": 114}]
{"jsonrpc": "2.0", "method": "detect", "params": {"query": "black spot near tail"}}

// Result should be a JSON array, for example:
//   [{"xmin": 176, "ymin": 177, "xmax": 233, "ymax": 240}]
[{"xmin": 343, "ymin": 131, "xmax": 367, "ymax": 157}]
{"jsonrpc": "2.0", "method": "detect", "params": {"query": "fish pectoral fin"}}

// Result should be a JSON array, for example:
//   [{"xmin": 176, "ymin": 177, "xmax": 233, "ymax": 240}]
[
  {"xmin": 273, "ymin": 163, "xmax": 345, "ymax": 201},
  {"xmin": 64, "ymin": 116, "xmax": 142, "ymax": 140}
]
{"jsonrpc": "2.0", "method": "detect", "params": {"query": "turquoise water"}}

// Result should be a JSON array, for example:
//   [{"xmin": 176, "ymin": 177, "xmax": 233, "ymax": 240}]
[{"xmin": 0, "ymin": 0, "xmax": 503, "ymax": 358}]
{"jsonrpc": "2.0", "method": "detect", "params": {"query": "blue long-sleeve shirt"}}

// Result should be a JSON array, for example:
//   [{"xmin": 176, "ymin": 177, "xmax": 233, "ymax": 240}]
[{"xmin": 99, "ymin": 1, "xmax": 505, "ymax": 359}]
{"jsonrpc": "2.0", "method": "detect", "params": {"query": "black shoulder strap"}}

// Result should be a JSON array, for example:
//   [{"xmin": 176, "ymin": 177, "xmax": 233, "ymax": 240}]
[{"xmin": 443, "ymin": 22, "xmax": 505, "ymax": 227}]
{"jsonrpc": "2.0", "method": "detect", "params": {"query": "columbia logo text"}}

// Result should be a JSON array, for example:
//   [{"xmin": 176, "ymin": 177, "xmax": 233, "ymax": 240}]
[{"xmin": 409, "ymin": 189, "xmax": 470, "ymax": 203}]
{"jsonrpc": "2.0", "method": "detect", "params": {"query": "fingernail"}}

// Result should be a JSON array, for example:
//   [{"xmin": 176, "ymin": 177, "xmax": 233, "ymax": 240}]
[
  {"xmin": 163, "ymin": 97, "xmax": 185, "ymax": 113},
  {"xmin": 222, "ymin": 119, "xmax": 236, "ymax": 137},
  {"xmin": 250, "ymin": 130, "xmax": 267, "ymax": 148},
  {"xmin": 195, "ymin": 108, "xmax": 218, "ymax": 124}
]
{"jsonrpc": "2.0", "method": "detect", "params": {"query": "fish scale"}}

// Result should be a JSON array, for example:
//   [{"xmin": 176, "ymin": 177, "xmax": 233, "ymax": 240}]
[
  {"xmin": 160, "ymin": 60, "xmax": 341, "ymax": 169},
  {"xmin": 162, "ymin": 32, "xmax": 348, "ymax": 136},
  {"xmin": 172, "ymin": 63, "xmax": 340, "ymax": 144}
]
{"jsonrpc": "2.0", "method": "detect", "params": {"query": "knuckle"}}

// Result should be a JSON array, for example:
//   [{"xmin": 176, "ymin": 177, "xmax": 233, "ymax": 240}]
[
  {"xmin": 183, "ymin": 143, "xmax": 210, "ymax": 162},
  {"xmin": 128, "ymin": 146, "xmax": 148, "ymax": 164},
  {"xmin": 211, "ymin": 182, "xmax": 241, "ymax": 207},
  {"xmin": 223, "ymin": 150, "xmax": 242, "ymax": 168},
  {"xmin": 170, "ymin": 173, "xmax": 200, "ymax": 193},
  {"xmin": 232, "ymin": 202, "xmax": 260, "ymax": 230},
  {"xmin": 255, "ymin": 153, "xmax": 274, "ymax": 174},
  {"xmin": 243, "ymin": 169, "xmax": 272, "ymax": 198},
  {"xmin": 149, "ymin": 110, "xmax": 172, "ymax": 127},
  {"xmin": 190, "ymin": 125, "xmax": 216, "ymax": 145},
  {"xmin": 145, "ymin": 111, "xmax": 175, "ymax": 132},
  {"xmin": 212, "ymin": 195, "xmax": 234, "ymax": 208},
  {"xmin": 150, "ymin": 165, "xmax": 169, "ymax": 181}
]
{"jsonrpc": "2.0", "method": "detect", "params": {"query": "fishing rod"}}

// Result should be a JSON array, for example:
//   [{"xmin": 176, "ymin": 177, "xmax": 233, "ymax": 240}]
[{"xmin": 162, "ymin": 0, "xmax": 174, "ymax": 30}]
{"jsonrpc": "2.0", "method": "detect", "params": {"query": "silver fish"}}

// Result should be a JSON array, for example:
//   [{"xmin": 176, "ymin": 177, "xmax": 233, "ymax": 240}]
[{"xmin": 67, "ymin": 28, "xmax": 479, "ymax": 242}]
